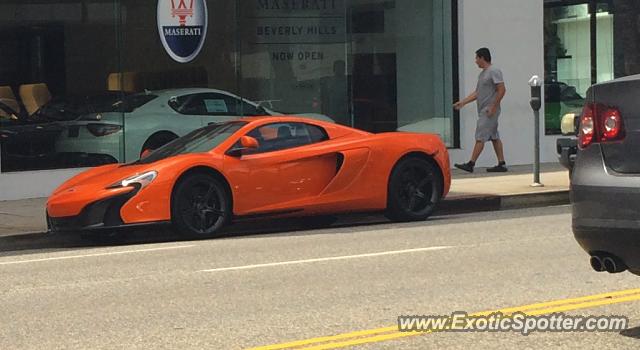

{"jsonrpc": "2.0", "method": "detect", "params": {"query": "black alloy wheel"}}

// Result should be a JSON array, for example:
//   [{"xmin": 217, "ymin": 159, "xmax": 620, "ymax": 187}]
[
  {"xmin": 386, "ymin": 157, "xmax": 442, "ymax": 222},
  {"xmin": 171, "ymin": 173, "xmax": 230, "ymax": 238}
]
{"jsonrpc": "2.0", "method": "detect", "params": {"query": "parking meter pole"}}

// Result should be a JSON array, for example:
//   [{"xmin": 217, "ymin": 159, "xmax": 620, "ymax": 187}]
[
  {"xmin": 528, "ymin": 76, "xmax": 544, "ymax": 187},
  {"xmin": 533, "ymin": 108, "xmax": 541, "ymax": 185}
]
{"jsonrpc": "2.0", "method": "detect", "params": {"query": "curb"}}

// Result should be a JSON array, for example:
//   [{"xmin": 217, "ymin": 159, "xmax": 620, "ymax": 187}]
[{"xmin": 436, "ymin": 190, "xmax": 570, "ymax": 215}]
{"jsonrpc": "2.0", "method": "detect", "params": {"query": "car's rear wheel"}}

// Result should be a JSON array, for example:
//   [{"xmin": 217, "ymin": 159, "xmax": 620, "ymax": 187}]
[
  {"xmin": 171, "ymin": 173, "xmax": 230, "ymax": 238},
  {"xmin": 385, "ymin": 157, "xmax": 442, "ymax": 222}
]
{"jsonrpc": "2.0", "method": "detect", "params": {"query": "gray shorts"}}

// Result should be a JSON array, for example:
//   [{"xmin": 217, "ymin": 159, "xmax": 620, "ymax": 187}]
[{"xmin": 475, "ymin": 109, "xmax": 500, "ymax": 142}]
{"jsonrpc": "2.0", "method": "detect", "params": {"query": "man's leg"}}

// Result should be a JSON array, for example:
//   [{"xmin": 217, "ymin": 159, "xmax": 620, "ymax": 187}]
[
  {"xmin": 487, "ymin": 138, "xmax": 508, "ymax": 172},
  {"xmin": 470, "ymin": 140, "xmax": 485, "ymax": 162},
  {"xmin": 455, "ymin": 140, "xmax": 485, "ymax": 173},
  {"xmin": 491, "ymin": 139, "xmax": 505, "ymax": 162}
]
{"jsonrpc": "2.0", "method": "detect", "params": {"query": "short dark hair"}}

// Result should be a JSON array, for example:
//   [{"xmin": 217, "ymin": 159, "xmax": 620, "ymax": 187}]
[{"xmin": 475, "ymin": 47, "xmax": 492, "ymax": 63}]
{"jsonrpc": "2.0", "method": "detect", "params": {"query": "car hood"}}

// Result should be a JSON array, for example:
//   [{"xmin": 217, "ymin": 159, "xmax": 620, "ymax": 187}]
[
  {"xmin": 52, "ymin": 163, "xmax": 151, "ymax": 195},
  {"xmin": 53, "ymin": 152, "xmax": 224, "ymax": 198}
]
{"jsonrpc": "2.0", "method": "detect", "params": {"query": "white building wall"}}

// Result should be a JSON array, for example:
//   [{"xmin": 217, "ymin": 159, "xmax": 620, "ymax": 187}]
[
  {"xmin": 0, "ymin": 168, "xmax": 85, "ymax": 201},
  {"xmin": 450, "ymin": 0, "xmax": 562, "ymax": 167}
]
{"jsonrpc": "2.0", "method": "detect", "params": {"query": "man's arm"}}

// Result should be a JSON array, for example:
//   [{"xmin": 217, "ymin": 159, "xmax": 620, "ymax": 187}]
[
  {"xmin": 453, "ymin": 91, "xmax": 478, "ymax": 110},
  {"xmin": 487, "ymin": 82, "xmax": 506, "ymax": 117}
]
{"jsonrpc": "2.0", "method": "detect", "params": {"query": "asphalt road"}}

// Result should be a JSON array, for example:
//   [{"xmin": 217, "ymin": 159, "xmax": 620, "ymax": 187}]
[{"xmin": 1, "ymin": 206, "xmax": 640, "ymax": 349}]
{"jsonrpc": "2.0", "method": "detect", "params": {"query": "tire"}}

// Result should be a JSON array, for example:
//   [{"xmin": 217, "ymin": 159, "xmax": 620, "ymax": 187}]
[
  {"xmin": 385, "ymin": 157, "xmax": 442, "ymax": 222},
  {"xmin": 171, "ymin": 173, "xmax": 231, "ymax": 238},
  {"xmin": 141, "ymin": 132, "xmax": 177, "ymax": 157}
]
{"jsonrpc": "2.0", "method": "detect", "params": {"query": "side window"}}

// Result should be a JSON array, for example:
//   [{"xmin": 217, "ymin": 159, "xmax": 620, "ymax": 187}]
[
  {"xmin": 213, "ymin": 94, "xmax": 265, "ymax": 117},
  {"xmin": 202, "ymin": 98, "xmax": 230, "ymax": 114},
  {"xmin": 306, "ymin": 124, "xmax": 329, "ymax": 143},
  {"xmin": 241, "ymin": 122, "xmax": 328, "ymax": 154},
  {"xmin": 239, "ymin": 100, "xmax": 267, "ymax": 116},
  {"xmin": 169, "ymin": 93, "xmax": 244, "ymax": 116},
  {"xmin": 168, "ymin": 94, "xmax": 206, "ymax": 115},
  {"xmin": 203, "ymin": 93, "xmax": 239, "ymax": 115}
]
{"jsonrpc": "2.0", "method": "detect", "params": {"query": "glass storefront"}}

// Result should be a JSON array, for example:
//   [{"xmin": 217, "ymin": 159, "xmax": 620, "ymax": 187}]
[
  {"xmin": 0, "ymin": 0, "xmax": 455, "ymax": 173},
  {"xmin": 544, "ymin": 0, "xmax": 640, "ymax": 135}
]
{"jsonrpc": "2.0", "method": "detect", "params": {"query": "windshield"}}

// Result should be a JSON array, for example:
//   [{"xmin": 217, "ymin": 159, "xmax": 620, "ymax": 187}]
[{"xmin": 134, "ymin": 121, "xmax": 246, "ymax": 164}]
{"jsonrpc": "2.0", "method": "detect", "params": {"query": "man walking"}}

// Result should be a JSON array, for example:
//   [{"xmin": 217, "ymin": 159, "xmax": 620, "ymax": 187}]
[{"xmin": 454, "ymin": 47, "xmax": 507, "ymax": 173}]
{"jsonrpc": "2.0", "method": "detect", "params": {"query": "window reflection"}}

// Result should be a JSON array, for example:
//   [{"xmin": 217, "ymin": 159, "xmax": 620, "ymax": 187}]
[{"xmin": 0, "ymin": 0, "xmax": 455, "ymax": 173}]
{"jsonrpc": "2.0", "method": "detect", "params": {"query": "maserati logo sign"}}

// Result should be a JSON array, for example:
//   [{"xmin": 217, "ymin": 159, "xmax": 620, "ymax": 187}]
[{"xmin": 157, "ymin": 0, "xmax": 208, "ymax": 63}]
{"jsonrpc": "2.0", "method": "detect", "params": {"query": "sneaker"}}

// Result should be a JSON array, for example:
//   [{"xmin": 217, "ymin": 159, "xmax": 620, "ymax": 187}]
[
  {"xmin": 454, "ymin": 162, "xmax": 474, "ymax": 173},
  {"xmin": 486, "ymin": 163, "xmax": 508, "ymax": 172}
]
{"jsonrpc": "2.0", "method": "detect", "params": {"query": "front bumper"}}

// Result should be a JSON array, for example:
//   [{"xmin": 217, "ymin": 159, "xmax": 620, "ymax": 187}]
[
  {"xmin": 47, "ymin": 188, "xmax": 139, "ymax": 232},
  {"xmin": 571, "ymin": 144, "xmax": 640, "ymax": 272}
]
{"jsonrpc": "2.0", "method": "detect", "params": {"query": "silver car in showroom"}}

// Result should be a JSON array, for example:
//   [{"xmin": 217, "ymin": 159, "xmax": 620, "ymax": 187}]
[{"xmin": 54, "ymin": 88, "xmax": 333, "ymax": 163}]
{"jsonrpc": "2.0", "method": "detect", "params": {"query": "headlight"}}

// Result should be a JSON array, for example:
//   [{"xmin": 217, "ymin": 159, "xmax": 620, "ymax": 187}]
[{"xmin": 108, "ymin": 170, "xmax": 157, "ymax": 189}]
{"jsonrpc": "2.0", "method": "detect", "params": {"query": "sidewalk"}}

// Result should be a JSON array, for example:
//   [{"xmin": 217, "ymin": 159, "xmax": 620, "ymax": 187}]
[
  {"xmin": 441, "ymin": 162, "xmax": 569, "ymax": 214},
  {"xmin": 0, "ymin": 163, "xmax": 569, "ymax": 235}
]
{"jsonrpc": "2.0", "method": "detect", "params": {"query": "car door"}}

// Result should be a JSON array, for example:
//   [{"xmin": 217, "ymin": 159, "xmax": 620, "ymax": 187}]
[{"xmin": 224, "ymin": 122, "xmax": 337, "ymax": 215}]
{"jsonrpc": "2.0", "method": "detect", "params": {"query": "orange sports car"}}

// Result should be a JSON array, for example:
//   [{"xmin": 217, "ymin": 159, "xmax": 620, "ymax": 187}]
[{"xmin": 46, "ymin": 116, "xmax": 451, "ymax": 238}]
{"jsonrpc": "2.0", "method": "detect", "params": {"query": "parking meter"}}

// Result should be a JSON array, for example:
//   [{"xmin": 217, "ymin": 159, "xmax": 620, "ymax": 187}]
[
  {"xmin": 529, "ymin": 77, "xmax": 542, "ymax": 111},
  {"xmin": 528, "ymin": 75, "xmax": 543, "ymax": 187}
]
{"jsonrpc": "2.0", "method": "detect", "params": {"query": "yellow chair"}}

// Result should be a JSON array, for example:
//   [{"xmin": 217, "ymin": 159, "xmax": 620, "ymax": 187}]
[
  {"xmin": 107, "ymin": 67, "xmax": 208, "ymax": 93},
  {"xmin": 19, "ymin": 83, "xmax": 51, "ymax": 116},
  {"xmin": 0, "ymin": 86, "xmax": 20, "ymax": 119},
  {"xmin": 107, "ymin": 72, "xmax": 140, "ymax": 92}
]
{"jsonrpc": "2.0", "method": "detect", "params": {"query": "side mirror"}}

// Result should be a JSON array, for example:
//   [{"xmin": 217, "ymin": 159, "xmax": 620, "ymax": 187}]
[
  {"xmin": 240, "ymin": 135, "xmax": 259, "ymax": 149},
  {"xmin": 141, "ymin": 149, "xmax": 153, "ymax": 159},
  {"xmin": 560, "ymin": 113, "xmax": 577, "ymax": 136},
  {"xmin": 226, "ymin": 136, "xmax": 259, "ymax": 157}
]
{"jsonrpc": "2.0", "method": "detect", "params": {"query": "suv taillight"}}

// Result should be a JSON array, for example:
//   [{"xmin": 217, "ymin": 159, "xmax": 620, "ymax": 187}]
[
  {"xmin": 579, "ymin": 104, "xmax": 595, "ymax": 148},
  {"xmin": 578, "ymin": 103, "xmax": 625, "ymax": 149},
  {"xmin": 601, "ymin": 107, "xmax": 623, "ymax": 141}
]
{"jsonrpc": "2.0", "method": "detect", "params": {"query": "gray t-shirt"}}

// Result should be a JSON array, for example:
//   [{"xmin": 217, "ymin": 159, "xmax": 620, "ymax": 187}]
[{"xmin": 476, "ymin": 65, "xmax": 504, "ymax": 115}]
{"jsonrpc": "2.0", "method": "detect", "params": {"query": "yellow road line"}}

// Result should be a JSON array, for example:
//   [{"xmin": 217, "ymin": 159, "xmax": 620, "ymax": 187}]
[
  {"xmin": 299, "ymin": 331, "xmax": 422, "ymax": 350},
  {"xmin": 301, "ymin": 292, "xmax": 640, "ymax": 350},
  {"xmin": 524, "ymin": 293, "xmax": 640, "ymax": 316},
  {"xmin": 250, "ymin": 327, "xmax": 397, "ymax": 350},
  {"xmin": 494, "ymin": 287, "xmax": 640, "ymax": 315},
  {"xmin": 248, "ymin": 288, "xmax": 640, "ymax": 350}
]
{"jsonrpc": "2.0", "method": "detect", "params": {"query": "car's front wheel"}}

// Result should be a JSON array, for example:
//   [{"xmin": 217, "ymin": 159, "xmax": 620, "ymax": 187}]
[
  {"xmin": 385, "ymin": 157, "xmax": 442, "ymax": 222},
  {"xmin": 171, "ymin": 173, "xmax": 230, "ymax": 238}
]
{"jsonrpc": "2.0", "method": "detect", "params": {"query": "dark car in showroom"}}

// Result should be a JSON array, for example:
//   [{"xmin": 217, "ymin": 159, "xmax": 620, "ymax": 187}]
[
  {"xmin": 556, "ymin": 112, "xmax": 579, "ymax": 176},
  {"xmin": 572, "ymin": 74, "xmax": 640, "ymax": 275},
  {"xmin": 545, "ymin": 81, "xmax": 584, "ymax": 135}
]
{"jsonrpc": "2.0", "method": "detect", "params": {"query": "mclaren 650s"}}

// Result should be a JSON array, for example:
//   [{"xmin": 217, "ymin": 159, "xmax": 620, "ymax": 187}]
[{"xmin": 46, "ymin": 116, "xmax": 451, "ymax": 238}]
